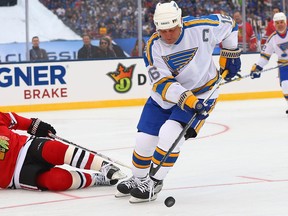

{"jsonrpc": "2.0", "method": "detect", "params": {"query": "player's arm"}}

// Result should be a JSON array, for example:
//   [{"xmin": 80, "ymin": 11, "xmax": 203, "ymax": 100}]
[
  {"xmin": 250, "ymin": 35, "xmax": 274, "ymax": 79},
  {"xmin": 144, "ymin": 39, "xmax": 185, "ymax": 104},
  {"xmin": 0, "ymin": 112, "xmax": 29, "ymax": 130},
  {"xmin": 144, "ymin": 35, "xmax": 209, "ymax": 118},
  {"xmin": 146, "ymin": 62, "xmax": 186, "ymax": 104},
  {"xmin": 0, "ymin": 112, "xmax": 56, "ymax": 137},
  {"xmin": 145, "ymin": 54, "xmax": 208, "ymax": 119},
  {"xmin": 148, "ymin": 66, "xmax": 209, "ymax": 118},
  {"xmin": 215, "ymin": 14, "xmax": 241, "ymax": 80}
]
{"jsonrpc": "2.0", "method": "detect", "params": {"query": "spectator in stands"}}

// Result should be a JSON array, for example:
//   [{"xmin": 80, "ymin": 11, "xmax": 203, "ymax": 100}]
[
  {"xmin": 77, "ymin": 34, "xmax": 103, "ymax": 59},
  {"xmin": 29, "ymin": 36, "xmax": 49, "ymax": 62},
  {"xmin": 104, "ymin": 35, "xmax": 127, "ymax": 58},
  {"xmin": 0, "ymin": 0, "xmax": 17, "ymax": 6},
  {"xmin": 99, "ymin": 22, "xmax": 108, "ymax": 37},
  {"xmin": 55, "ymin": 6, "xmax": 65, "ymax": 19},
  {"xmin": 233, "ymin": 11, "xmax": 258, "ymax": 52},
  {"xmin": 99, "ymin": 37, "xmax": 117, "ymax": 58},
  {"xmin": 131, "ymin": 39, "xmax": 146, "ymax": 57},
  {"xmin": 40, "ymin": 0, "xmax": 282, "ymax": 43}
]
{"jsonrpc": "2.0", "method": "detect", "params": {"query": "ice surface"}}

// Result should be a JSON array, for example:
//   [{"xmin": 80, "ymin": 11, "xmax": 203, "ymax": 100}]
[{"xmin": 1, "ymin": 98, "xmax": 288, "ymax": 216}]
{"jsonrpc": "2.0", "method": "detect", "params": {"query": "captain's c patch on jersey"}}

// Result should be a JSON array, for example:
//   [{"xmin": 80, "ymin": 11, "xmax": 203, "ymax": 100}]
[{"xmin": 162, "ymin": 48, "xmax": 198, "ymax": 76}]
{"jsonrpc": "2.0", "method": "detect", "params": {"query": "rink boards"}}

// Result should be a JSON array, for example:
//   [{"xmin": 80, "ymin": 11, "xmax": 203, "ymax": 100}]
[{"xmin": 0, "ymin": 54, "xmax": 283, "ymax": 112}]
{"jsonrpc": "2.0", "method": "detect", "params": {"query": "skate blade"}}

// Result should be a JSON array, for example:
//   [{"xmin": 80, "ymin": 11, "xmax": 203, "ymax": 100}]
[
  {"xmin": 129, "ymin": 195, "xmax": 157, "ymax": 203},
  {"xmin": 111, "ymin": 171, "xmax": 127, "ymax": 180},
  {"xmin": 115, "ymin": 191, "xmax": 130, "ymax": 198}
]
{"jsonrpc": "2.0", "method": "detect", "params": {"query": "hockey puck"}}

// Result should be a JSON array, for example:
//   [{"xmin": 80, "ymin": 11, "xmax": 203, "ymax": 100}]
[{"xmin": 164, "ymin": 196, "xmax": 175, "ymax": 207}]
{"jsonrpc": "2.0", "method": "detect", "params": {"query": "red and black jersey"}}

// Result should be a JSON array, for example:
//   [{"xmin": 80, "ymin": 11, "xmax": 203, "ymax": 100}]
[
  {"xmin": 0, "ymin": 112, "xmax": 32, "ymax": 188},
  {"xmin": 261, "ymin": 20, "xmax": 275, "ymax": 45},
  {"xmin": 237, "ymin": 22, "xmax": 258, "ymax": 51}
]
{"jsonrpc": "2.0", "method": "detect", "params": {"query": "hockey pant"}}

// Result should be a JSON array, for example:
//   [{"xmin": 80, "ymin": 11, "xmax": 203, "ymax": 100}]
[
  {"xmin": 279, "ymin": 66, "xmax": 288, "ymax": 104},
  {"xmin": 10, "ymin": 138, "xmax": 107, "ymax": 191}
]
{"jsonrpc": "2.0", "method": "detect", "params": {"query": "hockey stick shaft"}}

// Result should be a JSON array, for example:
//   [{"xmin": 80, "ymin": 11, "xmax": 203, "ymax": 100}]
[
  {"xmin": 220, "ymin": 62, "xmax": 288, "ymax": 86},
  {"xmin": 149, "ymin": 76, "xmax": 223, "ymax": 176},
  {"xmin": 49, "ymin": 133, "xmax": 131, "ymax": 169}
]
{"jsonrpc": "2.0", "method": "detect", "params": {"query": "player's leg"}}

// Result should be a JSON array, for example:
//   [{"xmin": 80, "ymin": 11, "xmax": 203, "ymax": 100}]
[
  {"xmin": 36, "ymin": 167, "xmax": 117, "ymax": 191},
  {"xmin": 116, "ymin": 132, "xmax": 159, "ymax": 197},
  {"xmin": 15, "ymin": 141, "xmax": 117, "ymax": 191},
  {"xmin": 29, "ymin": 138, "xmax": 125, "ymax": 180},
  {"xmin": 116, "ymin": 97, "xmax": 170, "ymax": 197},
  {"xmin": 279, "ymin": 66, "xmax": 288, "ymax": 114},
  {"xmin": 129, "ymin": 119, "xmax": 183, "ymax": 203},
  {"xmin": 129, "ymin": 98, "xmax": 217, "ymax": 203}
]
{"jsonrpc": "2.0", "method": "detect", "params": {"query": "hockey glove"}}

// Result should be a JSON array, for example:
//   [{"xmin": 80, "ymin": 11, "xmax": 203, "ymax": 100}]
[
  {"xmin": 28, "ymin": 118, "xmax": 56, "ymax": 137},
  {"xmin": 219, "ymin": 48, "xmax": 241, "ymax": 80},
  {"xmin": 178, "ymin": 91, "xmax": 209, "ymax": 120},
  {"xmin": 250, "ymin": 64, "xmax": 263, "ymax": 79}
]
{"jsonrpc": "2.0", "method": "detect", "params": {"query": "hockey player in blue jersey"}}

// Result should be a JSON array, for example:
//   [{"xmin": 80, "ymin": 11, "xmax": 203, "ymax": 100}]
[{"xmin": 115, "ymin": 1, "xmax": 241, "ymax": 203}]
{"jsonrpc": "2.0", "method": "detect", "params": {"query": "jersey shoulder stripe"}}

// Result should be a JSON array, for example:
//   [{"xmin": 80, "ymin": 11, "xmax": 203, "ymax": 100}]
[
  {"xmin": 153, "ymin": 76, "xmax": 177, "ymax": 101},
  {"xmin": 232, "ymin": 20, "xmax": 238, "ymax": 32},
  {"xmin": 260, "ymin": 52, "xmax": 271, "ymax": 61},
  {"xmin": 267, "ymin": 31, "xmax": 277, "ymax": 43},
  {"xmin": 183, "ymin": 15, "xmax": 220, "ymax": 28},
  {"xmin": 144, "ymin": 32, "xmax": 160, "ymax": 66}
]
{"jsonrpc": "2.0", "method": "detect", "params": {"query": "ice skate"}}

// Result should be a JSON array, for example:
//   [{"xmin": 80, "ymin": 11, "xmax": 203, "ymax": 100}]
[
  {"xmin": 100, "ymin": 162, "xmax": 127, "ymax": 180},
  {"xmin": 115, "ymin": 176, "xmax": 144, "ymax": 198},
  {"xmin": 129, "ymin": 176, "xmax": 163, "ymax": 203},
  {"xmin": 93, "ymin": 172, "xmax": 118, "ymax": 186}
]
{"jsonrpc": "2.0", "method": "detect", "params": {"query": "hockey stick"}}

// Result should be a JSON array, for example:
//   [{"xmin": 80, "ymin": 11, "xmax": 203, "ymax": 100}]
[
  {"xmin": 49, "ymin": 133, "xmax": 131, "ymax": 169},
  {"xmin": 220, "ymin": 62, "xmax": 288, "ymax": 86},
  {"xmin": 149, "ymin": 75, "xmax": 223, "ymax": 176}
]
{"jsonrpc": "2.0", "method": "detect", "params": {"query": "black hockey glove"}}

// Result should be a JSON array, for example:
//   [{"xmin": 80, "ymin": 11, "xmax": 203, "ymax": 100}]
[{"xmin": 28, "ymin": 118, "xmax": 56, "ymax": 137}]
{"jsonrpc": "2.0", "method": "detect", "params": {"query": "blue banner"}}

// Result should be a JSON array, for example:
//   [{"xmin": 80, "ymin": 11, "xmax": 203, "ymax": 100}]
[{"xmin": 0, "ymin": 38, "xmax": 220, "ymax": 63}]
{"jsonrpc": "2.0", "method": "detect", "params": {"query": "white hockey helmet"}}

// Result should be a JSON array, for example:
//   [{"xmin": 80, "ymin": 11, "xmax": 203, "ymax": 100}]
[
  {"xmin": 153, "ymin": 1, "xmax": 182, "ymax": 30},
  {"xmin": 273, "ymin": 12, "xmax": 287, "ymax": 23}
]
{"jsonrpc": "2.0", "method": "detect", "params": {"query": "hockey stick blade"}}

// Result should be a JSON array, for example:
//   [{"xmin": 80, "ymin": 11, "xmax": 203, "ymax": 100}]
[
  {"xmin": 49, "ymin": 133, "xmax": 131, "ymax": 169},
  {"xmin": 149, "ymin": 76, "xmax": 223, "ymax": 176}
]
